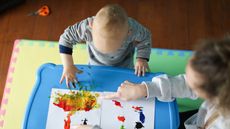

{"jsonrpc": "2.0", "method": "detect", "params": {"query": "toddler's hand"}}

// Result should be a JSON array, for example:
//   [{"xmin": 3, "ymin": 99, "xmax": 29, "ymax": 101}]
[
  {"xmin": 59, "ymin": 65, "xmax": 83, "ymax": 88},
  {"xmin": 135, "ymin": 58, "xmax": 150, "ymax": 76},
  {"xmin": 71, "ymin": 125, "xmax": 92, "ymax": 129},
  {"xmin": 103, "ymin": 81, "xmax": 147, "ymax": 101}
]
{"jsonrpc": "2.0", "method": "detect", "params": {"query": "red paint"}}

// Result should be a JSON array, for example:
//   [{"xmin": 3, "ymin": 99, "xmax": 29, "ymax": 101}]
[
  {"xmin": 112, "ymin": 100, "xmax": 123, "ymax": 108},
  {"xmin": 84, "ymin": 107, "xmax": 91, "ymax": 112},
  {"xmin": 53, "ymin": 101, "xmax": 74, "ymax": 112},
  {"xmin": 64, "ymin": 115, "xmax": 71, "ymax": 129},
  {"xmin": 132, "ymin": 106, "xmax": 142, "ymax": 111},
  {"xmin": 117, "ymin": 116, "xmax": 125, "ymax": 122}
]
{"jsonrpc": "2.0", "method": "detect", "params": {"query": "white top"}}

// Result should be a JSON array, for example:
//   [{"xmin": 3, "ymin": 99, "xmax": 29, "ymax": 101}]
[{"xmin": 143, "ymin": 74, "xmax": 230, "ymax": 129}]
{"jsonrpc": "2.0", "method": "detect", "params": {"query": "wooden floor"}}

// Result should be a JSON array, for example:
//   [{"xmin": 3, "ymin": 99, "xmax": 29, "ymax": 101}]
[{"xmin": 0, "ymin": 0, "xmax": 229, "ymax": 103}]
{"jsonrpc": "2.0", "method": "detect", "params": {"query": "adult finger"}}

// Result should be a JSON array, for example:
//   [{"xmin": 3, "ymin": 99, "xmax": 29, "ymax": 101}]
[
  {"xmin": 124, "ymin": 80, "xmax": 134, "ymax": 85},
  {"xmin": 103, "ymin": 92, "xmax": 120, "ymax": 99}
]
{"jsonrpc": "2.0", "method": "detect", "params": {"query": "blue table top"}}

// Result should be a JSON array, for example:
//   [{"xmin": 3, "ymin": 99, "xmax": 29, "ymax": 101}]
[{"xmin": 23, "ymin": 63, "xmax": 179, "ymax": 129}]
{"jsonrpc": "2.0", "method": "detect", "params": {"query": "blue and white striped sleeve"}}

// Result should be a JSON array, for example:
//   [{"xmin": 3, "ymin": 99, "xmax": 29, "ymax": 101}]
[
  {"xmin": 129, "ymin": 18, "xmax": 152, "ymax": 61},
  {"xmin": 59, "ymin": 17, "xmax": 93, "ymax": 55}
]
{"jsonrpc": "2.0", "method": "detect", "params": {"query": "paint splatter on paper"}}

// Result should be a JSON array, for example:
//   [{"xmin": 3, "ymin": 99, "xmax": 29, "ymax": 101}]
[
  {"xmin": 48, "ymin": 89, "xmax": 101, "ymax": 129},
  {"xmin": 53, "ymin": 90, "xmax": 100, "ymax": 115},
  {"xmin": 100, "ymin": 92, "xmax": 155, "ymax": 129},
  {"xmin": 46, "ymin": 90, "xmax": 155, "ymax": 129},
  {"xmin": 117, "ymin": 116, "xmax": 125, "ymax": 122},
  {"xmin": 112, "ymin": 100, "xmax": 123, "ymax": 108}
]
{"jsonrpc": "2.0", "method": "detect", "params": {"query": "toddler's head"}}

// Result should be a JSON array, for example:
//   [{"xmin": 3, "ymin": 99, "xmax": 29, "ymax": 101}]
[
  {"xmin": 92, "ymin": 4, "xmax": 129, "ymax": 53},
  {"xmin": 186, "ymin": 37, "xmax": 230, "ymax": 115}
]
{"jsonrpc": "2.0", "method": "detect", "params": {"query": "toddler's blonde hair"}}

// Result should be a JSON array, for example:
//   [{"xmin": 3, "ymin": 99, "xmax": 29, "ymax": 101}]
[{"xmin": 95, "ymin": 4, "xmax": 128, "ymax": 36}]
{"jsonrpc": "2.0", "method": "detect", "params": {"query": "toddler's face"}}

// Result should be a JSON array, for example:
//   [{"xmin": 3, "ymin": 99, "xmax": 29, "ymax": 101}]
[
  {"xmin": 186, "ymin": 58, "xmax": 210, "ymax": 100},
  {"xmin": 91, "ymin": 19, "xmax": 129, "ymax": 54}
]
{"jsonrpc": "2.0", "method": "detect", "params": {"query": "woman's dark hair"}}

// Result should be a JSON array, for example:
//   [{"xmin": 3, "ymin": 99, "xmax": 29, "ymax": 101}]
[{"xmin": 191, "ymin": 37, "xmax": 230, "ymax": 115}]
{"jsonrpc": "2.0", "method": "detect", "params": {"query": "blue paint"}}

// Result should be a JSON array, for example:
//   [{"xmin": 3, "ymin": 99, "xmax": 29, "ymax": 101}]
[{"xmin": 139, "ymin": 111, "xmax": 145, "ymax": 123}]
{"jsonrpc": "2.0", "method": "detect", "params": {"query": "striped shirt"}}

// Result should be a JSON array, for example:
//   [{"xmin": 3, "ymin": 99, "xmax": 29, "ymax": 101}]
[{"xmin": 59, "ymin": 17, "xmax": 152, "ymax": 69}]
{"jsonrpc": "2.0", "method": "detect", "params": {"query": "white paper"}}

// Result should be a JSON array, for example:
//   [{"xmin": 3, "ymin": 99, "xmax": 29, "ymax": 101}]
[
  {"xmin": 101, "ymin": 92, "xmax": 155, "ymax": 129},
  {"xmin": 46, "ymin": 89, "xmax": 155, "ymax": 129}
]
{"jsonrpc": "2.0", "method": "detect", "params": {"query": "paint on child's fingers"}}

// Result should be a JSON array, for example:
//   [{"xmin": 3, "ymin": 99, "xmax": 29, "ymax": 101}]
[
  {"xmin": 73, "ymin": 79, "xmax": 78, "ymax": 83},
  {"xmin": 72, "ymin": 82, "xmax": 76, "ymax": 88},
  {"xmin": 76, "ymin": 69, "xmax": 83, "ymax": 74}
]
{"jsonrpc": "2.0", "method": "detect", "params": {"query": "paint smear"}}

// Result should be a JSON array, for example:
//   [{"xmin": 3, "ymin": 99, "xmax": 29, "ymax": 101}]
[
  {"xmin": 53, "ymin": 90, "xmax": 100, "ymax": 129},
  {"xmin": 64, "ymin": 115, "xmax": 71, "ymax": 129},
  {"xmin": 132, "ymin": 106, "xmax": 143, "ymax": 111},
  {"xmin": 117, "ymin": 116, "xmax": 125, "ymax": 122},
  {"xmin": 112, "ymin": 100, "xmax": 123, "ymax": 108},
  {"xmin": 139, "ymin": 111, "xmax": 145, "ymax": 123}
]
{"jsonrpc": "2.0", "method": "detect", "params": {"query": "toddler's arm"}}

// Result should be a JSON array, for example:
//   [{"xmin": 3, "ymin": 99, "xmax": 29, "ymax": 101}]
[
  {"xmin": 129, "ymin": 18, "xmax": 152, "ymax": 76},
  {"xmin": 129, "ymin": 18, "xmax": 151, "ymax": 61},
  {"xmin": 59, "ymin": 54, "xmax": 82, "ymax": 88},
  {"xmin": 59, "ymin": 17, "xmax": 92, "ymax": 50},
  {"xmin": 59, "ymin": 17, "xmax": 92, "ymax": 87}
]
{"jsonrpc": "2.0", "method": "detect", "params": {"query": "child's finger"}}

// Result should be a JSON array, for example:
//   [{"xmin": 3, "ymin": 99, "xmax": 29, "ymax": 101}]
[
  {"xmin": 65, "ymin": 77, "xmax": 70, "ymax": 88},
  {"xmin": 137, "ymin": 66, "xmax": 141, "ymax": 76},
  {"xmin": 59, "ymin": 75, "xmax": 65, "ymax": 84},
  {"xmin": 72, "ymin": 82, "xmax": 76, "ymax": 88},
  {"xmin": 134, "ymin": 65, "xmax": 138, "ymax": 75},
  {"xmin": 142, "ymin": 66, "xmax": 145, "ymax": 76}
]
